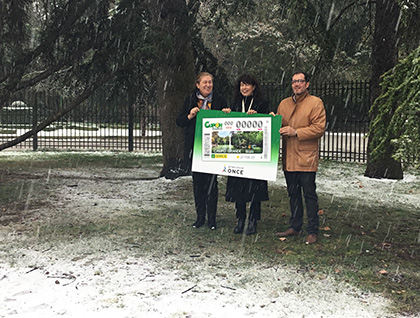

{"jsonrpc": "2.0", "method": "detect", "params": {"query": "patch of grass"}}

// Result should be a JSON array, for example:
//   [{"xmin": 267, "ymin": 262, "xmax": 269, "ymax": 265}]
[
  {"xmin": 0, "ymin": 152, "xmax": 419, "ymax": 315},
  {"xmin": 253, "ymin": 187, "xmax": 420, "ymax": 315},
  {"xmin": 0, "ymin": 175, "xmax": 53, "ymax": 225},
  {"xmin": 0, "ymin": 150, "xmax": 162, "ymax": 170},
  {"xmin": 0, "ymin": 151, "xmax": 162, "ymax": 224}
]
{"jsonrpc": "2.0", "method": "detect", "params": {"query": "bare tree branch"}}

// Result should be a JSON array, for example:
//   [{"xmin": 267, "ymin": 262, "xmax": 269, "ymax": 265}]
[
  {"xmin": 0, "ymin": 71, "xmax": 115, "ymax": 151},
  {"xmin": 329, "ymin": 0, "xmax": 375, "ymax": 31}
]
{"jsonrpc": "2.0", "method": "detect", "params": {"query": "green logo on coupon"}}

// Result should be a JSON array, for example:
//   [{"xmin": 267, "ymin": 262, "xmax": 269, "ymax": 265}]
[{"xmin": 204, "ymin": 121, "xmax": 223, "ymax": 129}]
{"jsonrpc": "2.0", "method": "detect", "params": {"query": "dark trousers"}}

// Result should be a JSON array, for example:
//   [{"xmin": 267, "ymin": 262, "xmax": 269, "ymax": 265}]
[
  {"xmin": 235, "ymin": 201, "xmax": 261, "ymax": 221},
  {"xmin": 192, "ymin": 172, "xmax": 218, "ymax": 223},
  {"xmin": 284, "ymin": 171, "xmax": 319, "ymax": 234}
]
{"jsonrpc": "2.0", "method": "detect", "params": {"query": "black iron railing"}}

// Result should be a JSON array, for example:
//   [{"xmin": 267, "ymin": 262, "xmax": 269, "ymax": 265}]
[{"xmin": 0, "ymin": 81, "xmax": 370, "ymax": 162}]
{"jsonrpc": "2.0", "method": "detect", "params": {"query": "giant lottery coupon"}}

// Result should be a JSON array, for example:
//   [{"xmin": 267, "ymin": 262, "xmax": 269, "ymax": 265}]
[{"xmin": 191, "ymin": 109, "xmax": 282, "ymax": 181}]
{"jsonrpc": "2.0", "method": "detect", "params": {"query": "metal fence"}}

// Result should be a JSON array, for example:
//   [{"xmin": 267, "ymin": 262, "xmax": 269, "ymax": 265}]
[
  {"xmin": 264, "ymin": 80, "xmax": 370, "ymax": 162},
  {"xmin": 0, "ymin": 90, "xmax": 161, "ymax": 152},
  {"xmin": 0, "ymin": 81, "xmax": 371, "ymax": 161}
]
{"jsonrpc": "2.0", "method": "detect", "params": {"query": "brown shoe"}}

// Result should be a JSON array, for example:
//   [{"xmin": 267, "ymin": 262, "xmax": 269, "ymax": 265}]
[
  {"xmin": 305, "ymin": 234, "xmax": 317, "ymax": 244},
  {"xmin": 276, "ymin": 228, "xmax": 299, "ymax": 237}
]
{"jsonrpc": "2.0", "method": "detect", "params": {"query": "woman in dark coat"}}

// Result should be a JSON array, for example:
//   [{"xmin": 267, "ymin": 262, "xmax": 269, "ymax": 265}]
[
  {"xmin": 176, "ymin": 72, "xmax": 228, "ymax": 230},
  {"xmin": 225, "ymin": 74, "xmax": 270, "ymax": 235}
]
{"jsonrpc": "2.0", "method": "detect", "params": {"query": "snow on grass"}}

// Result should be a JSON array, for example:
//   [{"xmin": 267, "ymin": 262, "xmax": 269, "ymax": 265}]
[{"xmin": 1, "ymin": 152, "xmax": 418, "ymax": 318}]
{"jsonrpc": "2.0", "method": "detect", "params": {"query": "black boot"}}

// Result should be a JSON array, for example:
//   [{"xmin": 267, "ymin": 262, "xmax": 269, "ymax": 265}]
[
  {"xmin": 207, "ymin": 210, "xmax": 217, "ymax": 230},
  {"xmin": 233, "ymin": 218, "xmax": 245, "ymax": 234},
  {"xmin": 246, "ymin": 219, "xmax": 257, "ymax": 235},
  {"xmin": 208, "ymin": 217, "xmax": 217, "ymax": 230},
  {"xmin": 192, "ymin": 216, "xmax": 205, "ymax": 228}
]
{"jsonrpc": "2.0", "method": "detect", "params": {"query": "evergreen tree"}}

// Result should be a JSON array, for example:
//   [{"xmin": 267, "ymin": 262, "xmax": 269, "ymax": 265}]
[
  {"xmin": 368, "ymin": 45, "xmax": 420, "ymax": 169},
  {"xmin": 364, "ymin": 0, "xmax": 402, "ymax": 179}
]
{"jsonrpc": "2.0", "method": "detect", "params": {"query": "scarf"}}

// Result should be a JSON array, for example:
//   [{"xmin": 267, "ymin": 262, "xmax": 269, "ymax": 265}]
[
  {"xmin": 196, "ymin": 91, "xmax": 213, "ymax": 110},
  {"xmin": 241, "ymin": 95, "xmax": 254, "ymax": 113}
]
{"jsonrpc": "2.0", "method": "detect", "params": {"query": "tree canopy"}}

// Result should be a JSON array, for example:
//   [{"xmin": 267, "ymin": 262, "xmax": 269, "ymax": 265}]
[
  {"xmin": 198, "ymin": 0, "xmax": 376, "ymax": 82},
  {"xmin": 0, "ymin": 0, "xmax": 157, "ymax": 150},
  {"xmin": 1, "ymin": 0, "xmax": 420, "ymax": 177}
]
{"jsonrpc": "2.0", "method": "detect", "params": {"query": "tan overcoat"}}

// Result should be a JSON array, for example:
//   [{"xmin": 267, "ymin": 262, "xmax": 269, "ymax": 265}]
[{"xmin": 276, "ymin": 90, "xmax": 326, "ymax": 172}]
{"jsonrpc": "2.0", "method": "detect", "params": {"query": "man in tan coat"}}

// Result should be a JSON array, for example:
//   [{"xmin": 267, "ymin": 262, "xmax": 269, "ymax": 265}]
[{"xmin": 274, "ymin": 71, "xmax": 326, "ymax": 244}]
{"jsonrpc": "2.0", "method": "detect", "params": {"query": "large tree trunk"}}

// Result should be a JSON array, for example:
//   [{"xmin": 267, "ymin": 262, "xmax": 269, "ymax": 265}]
[
  {"xmin": 364, "ymin": 0, "xmax": 403, "ymax": 179},
  {"xmin": 155, "ymin": 0, "xmax": 196, "ymax": 179}
]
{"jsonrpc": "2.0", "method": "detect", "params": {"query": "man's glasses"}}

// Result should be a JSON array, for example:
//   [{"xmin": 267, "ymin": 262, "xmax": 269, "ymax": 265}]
[{"xmin": 292, "ymin": 79, "xmax": 306, "ymax": 84}]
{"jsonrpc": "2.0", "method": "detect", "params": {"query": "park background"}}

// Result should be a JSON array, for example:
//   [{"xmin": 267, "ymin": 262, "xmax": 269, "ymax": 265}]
[
  {"xmin": 1, "ymin": 0, "xmax": 419, "ymax": 178},
  {"xmin": 1, "ymin": 1, "xmax": 420, "ymax": 317}
]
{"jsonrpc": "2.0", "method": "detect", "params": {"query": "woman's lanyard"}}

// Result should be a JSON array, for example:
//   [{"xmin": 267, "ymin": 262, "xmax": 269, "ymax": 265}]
[{"xmin": 241, "ymin": 98, "xmax": 254, "ymax": 113}]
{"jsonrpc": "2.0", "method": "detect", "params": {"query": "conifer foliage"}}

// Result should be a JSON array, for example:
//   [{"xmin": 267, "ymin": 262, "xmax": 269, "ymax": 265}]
[{"xmin": 369, "ymin": 46, "xmax": 420, "ymax": 168}]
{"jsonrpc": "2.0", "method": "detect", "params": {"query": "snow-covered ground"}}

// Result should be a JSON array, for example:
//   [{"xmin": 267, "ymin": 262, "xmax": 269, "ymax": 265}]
[
  {"xmin": 311, "ymin": 161, "xmax": 419, "ymax": 211},
  {"xmin": 0, "ymin": 152, "xmax": 419, "ymax": 318},
  {"xmin": 0, "ymin": 248, "xmax": 396, "ymax": 318}
]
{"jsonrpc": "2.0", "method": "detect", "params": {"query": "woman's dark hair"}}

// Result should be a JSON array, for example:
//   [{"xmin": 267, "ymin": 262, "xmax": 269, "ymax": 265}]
[{"xmin": 234, "ymin": 74, "xmax": 264, "ymax": 102}]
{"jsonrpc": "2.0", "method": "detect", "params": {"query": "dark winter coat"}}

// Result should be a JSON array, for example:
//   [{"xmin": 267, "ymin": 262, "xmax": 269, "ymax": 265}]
[
  {"xmin": 176, "ymin": 91, "xmax": 227, "ymax": 170},
  {"xmin": 225, "ymin": 96, "xmax": 270, "ymax": 203}
]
